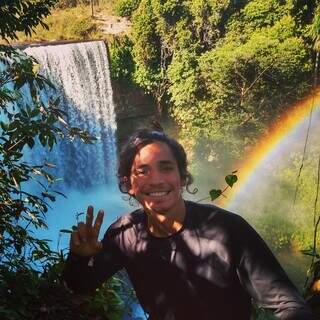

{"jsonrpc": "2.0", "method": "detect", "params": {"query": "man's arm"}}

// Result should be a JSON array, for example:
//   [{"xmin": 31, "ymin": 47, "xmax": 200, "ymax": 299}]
[
  {"xmin": 233, "ymin": 214, "xmax": 318, "ymax": 319},
  {"xmin": 62, "ymin": 206, "xmax": 123, "ymax": 294}
]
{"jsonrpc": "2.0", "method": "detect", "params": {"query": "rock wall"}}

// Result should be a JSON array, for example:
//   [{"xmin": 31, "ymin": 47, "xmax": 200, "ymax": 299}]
[{"xmin": 112, "ymin": 80, "xmax": 160, "ymax": 146}]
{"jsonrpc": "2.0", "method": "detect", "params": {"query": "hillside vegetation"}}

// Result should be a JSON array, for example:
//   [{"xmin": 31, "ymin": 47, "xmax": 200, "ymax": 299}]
[
  {"xmin": 1, "ymin": 1, "xmax": 319, "ymax": 318},
  {"xmin": 112, "ymin": 0, "xmax": 316, "ymax": 164}
]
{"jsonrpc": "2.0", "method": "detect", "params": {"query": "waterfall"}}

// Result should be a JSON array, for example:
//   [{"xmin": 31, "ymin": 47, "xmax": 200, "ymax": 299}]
[{"xmin": 24, "ymin": 40, "xmax": 117, "ymax": 189}]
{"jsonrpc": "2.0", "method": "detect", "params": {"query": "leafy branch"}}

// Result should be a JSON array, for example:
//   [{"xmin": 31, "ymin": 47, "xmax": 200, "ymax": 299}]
[{"xmin": 197, "ymin": 171, "xmax": 238, "ymax": 203}]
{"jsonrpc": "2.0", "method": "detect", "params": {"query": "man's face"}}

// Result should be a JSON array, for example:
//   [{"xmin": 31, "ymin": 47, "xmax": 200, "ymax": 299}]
[{"xmin": 128, "ymin": 141, "xmax": 184, "ymax": 216}]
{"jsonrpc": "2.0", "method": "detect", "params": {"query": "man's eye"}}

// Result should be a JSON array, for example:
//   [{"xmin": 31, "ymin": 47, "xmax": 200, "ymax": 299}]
[
  {"xmin": 135, "ymin": 169, "xmax": 147, "ymax": 176},
  {"xmin": 161, "ymin": 166, "xmax": 174, "ymax": 172}
]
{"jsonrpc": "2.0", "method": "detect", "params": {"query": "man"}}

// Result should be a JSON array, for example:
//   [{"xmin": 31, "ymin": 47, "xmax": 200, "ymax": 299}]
[{"xmin": 63, "ymin": 129, "xmax": 317, "ymax": 319}]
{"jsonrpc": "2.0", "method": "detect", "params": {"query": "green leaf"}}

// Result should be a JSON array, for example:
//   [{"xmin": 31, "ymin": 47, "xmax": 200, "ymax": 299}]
[
  {"xmin": 225, "ymin": 174, "xmax": 238, "ymax": 188},
  {"xmin": 209, "ymin": 189, "xmax": 222, "ymax": 201}
]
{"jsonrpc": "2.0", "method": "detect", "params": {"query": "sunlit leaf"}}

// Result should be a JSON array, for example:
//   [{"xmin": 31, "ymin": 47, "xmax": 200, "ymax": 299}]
[
  {"xmin": 209, "ymin": 189, "xmax": 222, "ymax": 201},
  {"xmin": 225, "ymin": 174, "xmax": 238, "ymax": 188}
]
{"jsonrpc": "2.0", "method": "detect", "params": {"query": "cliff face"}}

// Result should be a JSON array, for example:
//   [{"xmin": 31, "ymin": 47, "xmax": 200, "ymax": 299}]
[{"xmin": 112, "ymin": 80, "xmax": 159, "ymax": 146}]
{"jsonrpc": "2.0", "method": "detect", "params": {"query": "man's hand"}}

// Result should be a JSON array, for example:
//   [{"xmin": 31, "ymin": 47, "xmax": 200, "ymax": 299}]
[{"xmin": 70, "ymin": 206, "xmax": 104, "ymax": 257}]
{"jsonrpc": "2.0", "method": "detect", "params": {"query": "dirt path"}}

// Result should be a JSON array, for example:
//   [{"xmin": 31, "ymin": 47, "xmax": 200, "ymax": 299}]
[{"xmin": 94, "ymin": 14, "xmax": 131, "ymax": 35}]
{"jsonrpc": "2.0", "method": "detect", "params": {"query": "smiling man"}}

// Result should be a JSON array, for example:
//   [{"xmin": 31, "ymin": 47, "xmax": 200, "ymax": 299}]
[
  {"xmin": 63, "ymin": 129, "xmax": 317, "ymax": 320},
  {"xmin": 128, "ymin": 140, "xmax": 186, "ymax": 237}
]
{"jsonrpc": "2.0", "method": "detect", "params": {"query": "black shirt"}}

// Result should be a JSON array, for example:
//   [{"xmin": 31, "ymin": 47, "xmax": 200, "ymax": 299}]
[{"xmin": 63, "ymin": 201, "xmax": 317, "ymax": 319}]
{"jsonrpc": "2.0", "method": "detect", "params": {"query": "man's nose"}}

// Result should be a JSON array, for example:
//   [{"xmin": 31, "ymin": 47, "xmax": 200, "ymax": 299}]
[{"xmin": 148, "ymin": 169, "xmax": 164, "ymax": 184}]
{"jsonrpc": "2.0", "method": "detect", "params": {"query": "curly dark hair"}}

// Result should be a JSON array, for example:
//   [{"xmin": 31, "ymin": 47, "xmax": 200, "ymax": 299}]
[{"xmin": 117, "ymin": 129, "xmax": 195, "ymax": 194}]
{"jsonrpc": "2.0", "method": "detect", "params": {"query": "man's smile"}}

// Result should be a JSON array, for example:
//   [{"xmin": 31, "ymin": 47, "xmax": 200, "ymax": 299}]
[{"xmin": 145, "ymin": 191, "xmax": 171, "ymax": 197}]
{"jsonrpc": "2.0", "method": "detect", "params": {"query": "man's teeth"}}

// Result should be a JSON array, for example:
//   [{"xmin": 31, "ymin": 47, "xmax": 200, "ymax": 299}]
[{"xmin": 147, "ymin": 191, "xmax": 169, "ymax": 196}]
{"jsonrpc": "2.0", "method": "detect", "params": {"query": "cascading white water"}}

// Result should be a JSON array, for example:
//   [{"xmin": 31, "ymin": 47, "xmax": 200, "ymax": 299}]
[{"xmin": 24, "ymin": 40, "xmax": 117, "ymax": 189}]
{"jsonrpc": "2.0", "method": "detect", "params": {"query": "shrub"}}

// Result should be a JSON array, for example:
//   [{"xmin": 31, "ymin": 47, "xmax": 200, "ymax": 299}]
[
  {"xmin": 0, "ymin": 258, "xmax": 128, "ymax": 320},
  {"xmin": 254, "ymin": 214, "xmax": 296, "ymax": 251},
  {"xmin": 114, "ymin": 0, "xmax": 141, "ymax": 18},
  {"xmin": 109, "ymin": 36, "xmax": 135, "ymax": 81}
]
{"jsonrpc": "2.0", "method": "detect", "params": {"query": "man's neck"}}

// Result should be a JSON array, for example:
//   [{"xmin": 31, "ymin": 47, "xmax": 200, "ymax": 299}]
[{"xmin": 146, "ymin": 201, "xmax": 186, "ymax": 237}]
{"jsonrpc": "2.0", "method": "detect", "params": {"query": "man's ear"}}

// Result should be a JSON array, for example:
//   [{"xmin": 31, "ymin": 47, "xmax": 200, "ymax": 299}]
[{"xmin": 127, "ymin": 182, "xmax": 135, "ymax": 196}]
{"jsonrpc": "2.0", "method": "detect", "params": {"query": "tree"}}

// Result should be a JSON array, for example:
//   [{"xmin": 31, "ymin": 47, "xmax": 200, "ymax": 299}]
[
  {"xmin": 131, "ymin": 0, "xmax": 231, "ymax": 113},
  {"xmin": 0, "ymin": 2, "xmax": 129, "ymax": 319},
  {"xmin": 0, "ymin": 0, "xmax": 57, "ymax": 41}
]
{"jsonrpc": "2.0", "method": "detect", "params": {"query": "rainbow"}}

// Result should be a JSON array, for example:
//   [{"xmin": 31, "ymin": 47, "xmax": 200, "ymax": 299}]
[{"xmin": 221, "ymin": 87, "xmax": 320, "ymax": 208}]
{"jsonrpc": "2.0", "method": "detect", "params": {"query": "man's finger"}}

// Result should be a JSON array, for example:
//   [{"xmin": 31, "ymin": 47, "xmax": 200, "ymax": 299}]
[
  {"xmin": 86, "ymin": 205, "xmax": 94, "ymax": 227},
  {"xmin": 77, "ymin": 222, "xmax": 87, "ymax": 242},
  {"xmin": 93, "ymin": 209, "xmax": 104, "ymax": 233},
  {"xmin": 70, "ymin": 231, "xmax": 80, "ymax": 249}
]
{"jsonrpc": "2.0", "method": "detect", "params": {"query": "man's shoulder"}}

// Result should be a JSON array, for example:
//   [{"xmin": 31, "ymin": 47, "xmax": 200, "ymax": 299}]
[
  {"xmin": 108, "ymin": 208, "xmax": 144, "ymax": 231},
  {"xmin": 186, "ymin": 200, "xmax": 238, "ymax": 217},
  {"xmin": 102, "ymin": 208, "xmax": 145, "ymax": 248},
  {"xmin": 186, "ymin": 200, "xmax": 248, "ymax": 227},
  {"xmin": 186, "ymin": 201, "xmax": 258, "ymax": 246}
]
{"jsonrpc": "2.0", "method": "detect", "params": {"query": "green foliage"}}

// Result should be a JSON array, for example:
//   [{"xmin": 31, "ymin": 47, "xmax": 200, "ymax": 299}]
[
  {"xmin": 255, "ymin": 214, "xmax": 296, "ymax": 251},
  {"xmin": 109, "ymin": 36, "xmax": 135, "ymax": 81},
  {"xmin": 225, "ymin": 173, "xmax": 237, "ymax": 188},
  {"xmin": 0, "ymin": 256, "xmax": 128, "ymax": 320},
  {"xmin": 0, "ymin": 0, "xmax": 57, "ymax": 41},
  {"xmin": 209, "ymin": 189, "xmax": 222, "ymax": 201},
  {"xmin": 126, "ymin": 0, "xmax": 316, "ymax": 162},
  {"xmin": 132, "ymin": 0, "xmax": 162, "ymax": 95},
  {"xmin": 311, "ymin": 5, "xmax": 320, "ymax": 38},
  {"xmin": 167, "ymin": 49, "xmax": 201, "ymax": 108},
  {"xmin": 235, "ymin": 145, "xmax": 319, "ymax": 255},
  {"xmin": 199, "ymin": 172, "xmax": 238, "ymax": 202},
  {"xmin": 114, "ymin": 0, "xmax": 141, "ymax": 18},
  {"xmin": 192, "ymin": 13, "xmax": 311, "ymax": 157}
]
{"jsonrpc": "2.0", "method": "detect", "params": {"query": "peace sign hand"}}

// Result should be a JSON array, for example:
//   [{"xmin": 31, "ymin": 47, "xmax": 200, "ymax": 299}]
[{"xmin": 70, "ymin": 206, "xmax": 104, "ymax": 257}]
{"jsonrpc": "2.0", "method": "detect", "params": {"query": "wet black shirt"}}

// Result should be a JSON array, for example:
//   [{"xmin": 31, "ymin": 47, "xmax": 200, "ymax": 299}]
[{"xmin": 63, "ymin": 201, "xmax": 317, "ymax": 319}]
